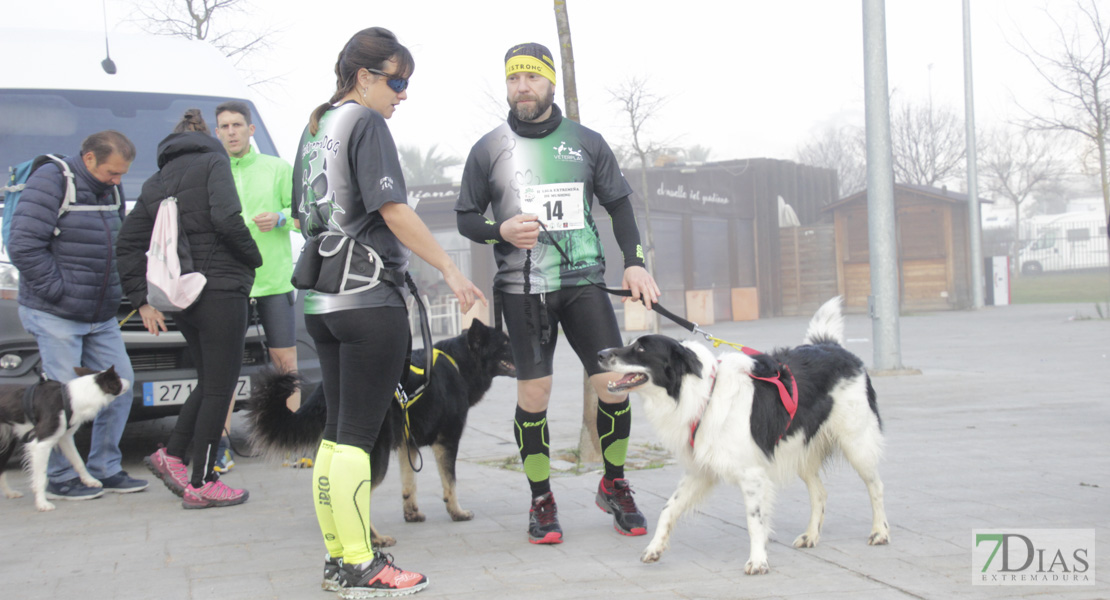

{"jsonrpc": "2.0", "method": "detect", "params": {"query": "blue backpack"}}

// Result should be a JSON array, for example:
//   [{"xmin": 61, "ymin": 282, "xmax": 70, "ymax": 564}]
[{"xmin": 1, "ymin": 154, "xmax": 119, "ymax": 252}]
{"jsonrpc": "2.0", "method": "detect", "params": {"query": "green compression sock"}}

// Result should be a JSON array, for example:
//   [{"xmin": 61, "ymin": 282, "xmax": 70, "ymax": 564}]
[
  {"xmin": 328, "ymin": 444, "xmax": 376, "ymax": 566},
  {"xmin": 598, "ymin": 399, "xmax": 631, "ymax": 480},
  {"xmin": 514, "ymin": 405, "xmax": 551, "ymax": 497},
  {"xmin": 312, "ymin": 439, "xmax": 344, "ymax": 560}
]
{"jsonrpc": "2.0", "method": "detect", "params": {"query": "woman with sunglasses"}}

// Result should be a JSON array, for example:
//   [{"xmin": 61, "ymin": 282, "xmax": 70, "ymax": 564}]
[{"xmin": 292, "ymin": 27, "xmax": 484, "ymax": 599}]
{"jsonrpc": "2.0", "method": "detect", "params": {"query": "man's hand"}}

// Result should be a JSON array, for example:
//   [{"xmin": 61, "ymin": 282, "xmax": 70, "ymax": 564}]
[
  {"xmin": 499, "ymin": 214, "xmax": 541, "ymax": 249},
  {"xmin": 622, "ymin": 265, "xmax": 660, "ymax": 309},
  {"xmin": 253, "ymin": 212, "xmax": 281, "ymax": 232},
  {"xmin": 139, "ymin": 304, "xmax": 167, "ymax": 336}
]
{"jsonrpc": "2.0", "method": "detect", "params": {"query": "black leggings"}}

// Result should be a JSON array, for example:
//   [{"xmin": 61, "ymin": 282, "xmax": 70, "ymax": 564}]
[
  {"xmin": 306, "ymin": 306, "xmax": 409, "ymax": 453},
  {"xmin": 166, "ymin": 291, "xmax": 249, "ymax": 486}
]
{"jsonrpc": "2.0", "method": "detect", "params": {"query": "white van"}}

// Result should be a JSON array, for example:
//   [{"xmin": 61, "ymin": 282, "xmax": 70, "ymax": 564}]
[
  {"xmin": 1017, "ymin": 211, "xmax": 1109, "ymax": 275},
  {"xmin": 0, "ymin": 29, "xmax": 318, "ymax": 420}
]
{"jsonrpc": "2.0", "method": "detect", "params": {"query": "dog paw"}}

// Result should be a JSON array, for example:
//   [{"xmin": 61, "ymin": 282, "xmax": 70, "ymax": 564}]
[
  {"xmin": 640, "ymin": 547, "xmax": 664, "ymax": 563},
  {"xmin": 868, "ymin": 530, "xmax": 890, "ymax": 545},
  {"xmin": 744, "ymin": 558, "xmax": 770, "ymax": 575},
  {"xmin": 403, "ymin": 509, "xmax": 426, "ymax": 523},
  {"xmin": 793, "ymin": 532, "xmax": 818, "ymax": 548},
  {"xmin": 36, "ymin": 501, "xmax": 56, "ymax": 512},
  {"xmin": 372, "ymin": 534, "xmax": 396, "ymax": 548},
  {"xmin": 81, "ymin": 477, "xmax": 103, "ymax": 489},
  {"xmin": 449, "ymin": 509, "xmax": 474, "ymax": 522},
  {"xmin": 4, "ymin": 490, "xmax": 24, "ymax": 499}
]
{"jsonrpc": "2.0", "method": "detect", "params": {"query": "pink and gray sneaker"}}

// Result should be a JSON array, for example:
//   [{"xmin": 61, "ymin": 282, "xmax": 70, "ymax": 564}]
[
  {"xmin": 182, "ymin": 479, "xmax": 249, "ymax": 509},
  {"xmin": 144, "ymin": 447, "xmax": 188, "ymax": 497}
]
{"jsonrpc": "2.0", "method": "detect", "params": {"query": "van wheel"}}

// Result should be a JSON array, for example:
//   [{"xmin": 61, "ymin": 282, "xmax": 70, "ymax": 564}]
[{"xmin": 1021, "ymin": 262, "xmax": 1043, "ymax": 275}]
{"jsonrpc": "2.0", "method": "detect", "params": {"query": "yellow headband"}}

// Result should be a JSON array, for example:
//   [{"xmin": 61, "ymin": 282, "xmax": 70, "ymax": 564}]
[{"xmin": 505, "ymin": 55, "xmax": 556, "ymax": 85}]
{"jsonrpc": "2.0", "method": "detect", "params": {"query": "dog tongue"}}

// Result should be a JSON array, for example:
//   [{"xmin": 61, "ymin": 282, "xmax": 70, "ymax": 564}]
[{"xmin": 614, "ymin": 373, "xmax": 640, "ymax": 387}]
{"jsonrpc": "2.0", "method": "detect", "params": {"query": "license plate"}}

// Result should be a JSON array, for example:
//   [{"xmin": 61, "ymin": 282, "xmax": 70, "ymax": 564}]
[{"xmin": 143, "ymin": 376, "xmax": 251, "ymax": 406}]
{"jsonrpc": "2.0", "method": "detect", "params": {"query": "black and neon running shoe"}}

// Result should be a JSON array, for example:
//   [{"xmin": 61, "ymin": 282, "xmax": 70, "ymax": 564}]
[
  {"xmin": 337, "ymin": 553, "xmax": 428, "ymax": 598},
  {"xmin": 528, "ymin": 491, "xmax": 563, "ymax": 544},
  {"xmin": 322, "ymin": 554, "xmax": 342, "ymax": 592},
  {"xmin": 596, "ymin": 477, "xmax": 648, "ymax": 536}
]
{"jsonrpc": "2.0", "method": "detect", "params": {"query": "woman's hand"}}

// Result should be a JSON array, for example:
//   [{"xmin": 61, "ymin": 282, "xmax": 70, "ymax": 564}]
[
  {"xmin": 442, "ymin": 265, "xmax": 487, "ymax": 315},
  {"xmin": 139, "ymin": 304, "xmax": 167, "ymax": 336}
]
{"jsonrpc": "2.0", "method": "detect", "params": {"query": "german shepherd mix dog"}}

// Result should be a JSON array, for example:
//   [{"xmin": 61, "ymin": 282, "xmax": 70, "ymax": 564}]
[
  {"xmin": 598, "ymin": 297, "xmax": 889, "ymax": 575},
  {"xmin": 247, "ymin": 319, "xmax": 515, "ymax": 545},
  {"xmin": 0, "ymin": 366, "xmax": 130, "ymax": 512}
]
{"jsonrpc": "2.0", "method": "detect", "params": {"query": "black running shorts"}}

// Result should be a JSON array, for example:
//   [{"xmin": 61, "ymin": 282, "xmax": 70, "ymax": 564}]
[
  {"xmin": 500, "ymin": 285, "xmax": 624, "ymax": 381},
  {"xmin": 248, "ymin": 291, "xmax": 297, "ymax": 348}
]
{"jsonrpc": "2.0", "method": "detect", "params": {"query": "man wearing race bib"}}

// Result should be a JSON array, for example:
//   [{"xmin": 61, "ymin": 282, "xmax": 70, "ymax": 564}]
[{"xmin": 456, "ymin": 42, "xmax": 660, "ymax": 545}]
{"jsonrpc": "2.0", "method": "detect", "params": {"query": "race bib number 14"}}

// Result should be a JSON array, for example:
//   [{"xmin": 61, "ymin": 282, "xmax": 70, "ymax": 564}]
[{"xmin": 521, "ymin": 182, "xmax": 585, "ymax": 231}]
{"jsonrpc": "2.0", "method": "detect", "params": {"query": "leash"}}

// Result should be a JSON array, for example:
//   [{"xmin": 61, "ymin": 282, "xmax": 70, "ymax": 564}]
[
  {"xmin": 397, "ymin": 271, "xmax": 434, "ymax": 473},
  {"xmin": 533, "ymin": 221, "xmax": 799, "ymax": 445},
  {"xmin": 394, "ymin": 347, "xmax": 459, "ymax": 473}
]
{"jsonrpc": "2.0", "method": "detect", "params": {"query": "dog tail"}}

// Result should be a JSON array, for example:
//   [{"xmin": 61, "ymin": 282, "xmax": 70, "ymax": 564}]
[
  {"xmin": 244, "ymin": 369, "xmax": 326, "ymax": 460},
  {"xmin": 804, "ymin": 296, "xmax": 845, "ymax": 346}
]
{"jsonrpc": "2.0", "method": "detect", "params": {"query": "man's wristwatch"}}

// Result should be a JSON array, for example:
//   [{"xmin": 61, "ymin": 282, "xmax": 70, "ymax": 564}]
[{"xmin": 276, "ymin": 213, "xmax": 287, "ymax": 228}]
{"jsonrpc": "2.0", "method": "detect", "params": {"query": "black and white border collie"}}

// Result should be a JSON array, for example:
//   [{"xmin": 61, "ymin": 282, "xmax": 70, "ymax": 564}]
[
  {"xmin": 0, "ymin": 366, "xmax": 129, "ymax": 511},
  {"xmin": 598, "ymin": 297, "xmax": 889, "ymax": 574}
]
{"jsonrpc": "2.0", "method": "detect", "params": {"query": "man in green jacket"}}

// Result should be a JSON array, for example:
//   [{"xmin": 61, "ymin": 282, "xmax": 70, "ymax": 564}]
[{"xmin": 214, "ymin": 101, "xmax": 302, "ymax": 470}]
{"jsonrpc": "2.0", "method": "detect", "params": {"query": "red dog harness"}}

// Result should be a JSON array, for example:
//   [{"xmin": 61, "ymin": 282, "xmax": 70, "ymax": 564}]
[{"xmin": 688, "ymin": 346, "xmax": 798, "ymax": 449}]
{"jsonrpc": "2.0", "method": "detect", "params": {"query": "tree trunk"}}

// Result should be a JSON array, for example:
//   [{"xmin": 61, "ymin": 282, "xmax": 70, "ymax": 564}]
[
  {"xmin": 553, "ymin": 1, "xmax": 579, "ymax": 123},
  {"xmin": 554, "ymin": 0, "xmax": 600, "ymax": 464}
]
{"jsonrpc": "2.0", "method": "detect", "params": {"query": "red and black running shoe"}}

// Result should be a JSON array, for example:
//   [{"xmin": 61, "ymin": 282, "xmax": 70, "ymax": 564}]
[
  {"xmin": 528, "ymin": 491, "xmax": 563, "ymax": 544},
  {"xmin": 596, "ymin": 477, "xmax": 648, "ymax": 536},
  {"xmin": 338, "ymin": 553, "xmax": 428, "ymax": 598}
]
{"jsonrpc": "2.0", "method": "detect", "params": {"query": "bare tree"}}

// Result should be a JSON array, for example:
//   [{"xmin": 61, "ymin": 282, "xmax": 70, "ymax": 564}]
[
  {"xmin": 1015, "ymin": 0, "xmax": 1110, "ymax": 225},
  {"xmin": 398, "ymin": 145, "xmax": 462, "ymax": 186},
  {"xmin": 890, "ymin": 99, "xmax": 967, "ymax": 187},
  {"xmin": 796, "ymin": 125, "xmax": 867, "ymax": 197},
  {"xmin": 980, "ymin": 127, "xmax": 1066, "ymax": 274},
  {"xmin": 610, "ymin": 76, "xmax": 675, "ymax": 334},
  {"xmin": 130, "ymin": 0, "xmax": 278, "ymax": 84}
]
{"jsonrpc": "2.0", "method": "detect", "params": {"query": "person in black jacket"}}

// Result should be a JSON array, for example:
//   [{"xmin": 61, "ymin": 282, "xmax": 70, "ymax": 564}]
[
  {"xmin": 8, "ymin": 130, "xmax": 149, "ymax": 501},
  {"xmin": 117, "ymin": 109, "xmax": 262, "ymax": 509}
]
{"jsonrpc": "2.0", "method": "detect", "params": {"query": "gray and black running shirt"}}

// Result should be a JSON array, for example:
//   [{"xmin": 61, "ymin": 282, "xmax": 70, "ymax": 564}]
[
  {"xmin": 456, "ymin": 118, "xmax": 632, "ymax": 294},
  {"xmin": 292, "ymin": 102, "xmax": 409, "ymax": 314}
]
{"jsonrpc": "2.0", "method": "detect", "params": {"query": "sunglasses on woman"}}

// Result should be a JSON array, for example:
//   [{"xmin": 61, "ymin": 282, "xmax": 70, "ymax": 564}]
[{"xmin": 366, "ymin": 68, "xmax": 409, "ymax": 93}]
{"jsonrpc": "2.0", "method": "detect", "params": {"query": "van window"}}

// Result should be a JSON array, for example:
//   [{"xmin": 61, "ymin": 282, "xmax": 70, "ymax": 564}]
[
  {"xmin": 1031, "ymin": 229, "xmax": 1057, "ymax": 251},
  {"xmin": 0, "ymin": 89, "xmax": 278, "ymax": 200}
]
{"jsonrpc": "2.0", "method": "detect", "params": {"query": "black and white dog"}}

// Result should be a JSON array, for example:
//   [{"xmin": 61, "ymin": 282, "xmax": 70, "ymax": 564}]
[
  {"xmin": 0, "ymin": 366, "xmax": 130, "ymax": 512},
  {"xmin": 246, "ymin": 319, "xmax": 515, "ymax": 546},
  {"xmin": 598, "ymin": 297, "xmax": 889, "ymax": 574}
]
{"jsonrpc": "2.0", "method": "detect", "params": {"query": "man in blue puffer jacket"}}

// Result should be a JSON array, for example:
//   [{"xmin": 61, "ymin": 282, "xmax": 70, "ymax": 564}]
[{"xmin": 8, "ymin": 130, "xmax": 148, "ymax": 501}]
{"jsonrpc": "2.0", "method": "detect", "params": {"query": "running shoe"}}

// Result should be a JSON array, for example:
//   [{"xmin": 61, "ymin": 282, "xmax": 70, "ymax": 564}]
[
  {"xmin": 181, "ymin": 480, "xmax": 249, "ymax": 509},
  {"xmin": 213, "ymin": 438, "xmax": 235, "ymax": 474},
  {"xmin": 322, "ymin": 554, "xmax": 343, "ymax": 592},
  {"xmin": 528, "ymin": 491, "xmax": 563, "ymax": 544},
  {"xmin": 144, "ymin": 447, "xmax": 188, "ymax": 497},
  {"xmin": 337, "ymin": 553, "xmax": 428, "ymax": 598},
  {"xmin": 596, "ymin": 477, "xmax": 648, "ymax": 536}
]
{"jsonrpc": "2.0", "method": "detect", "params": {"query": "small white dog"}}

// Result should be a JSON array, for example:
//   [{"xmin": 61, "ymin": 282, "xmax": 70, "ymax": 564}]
[
  {"xmin": 598, "ymin": 297, "xmax": 889, "ymax": 574},
  {"xmin": 0, "ymin": 366, "xmax": 130, "ymax": 511}
]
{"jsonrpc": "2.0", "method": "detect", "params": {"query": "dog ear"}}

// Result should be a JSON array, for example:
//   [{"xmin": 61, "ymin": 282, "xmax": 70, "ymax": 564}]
[
  {"xmin": 672, "ymin": 344, "xmax": 704, "ymax": 379},
  {"xmin": 73, "ymin": 366, "xmax": 95, "ymax": 377},
  {"xmin": 468, "ymin": 320, "xmax": 490, "ymax": 350}
]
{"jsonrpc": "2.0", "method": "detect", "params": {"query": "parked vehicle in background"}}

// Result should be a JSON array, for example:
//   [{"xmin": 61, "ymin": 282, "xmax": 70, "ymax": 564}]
[
  {"xmin": 0, "ymin": 29, "xmax": 319, "ymax": 421},
  {"xmin": 1017, "ymin": 211, "xmax": 1109, "ymax": 275}
]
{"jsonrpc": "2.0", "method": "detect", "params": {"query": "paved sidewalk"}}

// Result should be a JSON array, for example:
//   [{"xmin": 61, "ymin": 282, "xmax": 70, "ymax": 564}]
[{"xmin": 2, "ymin": 302, "xmax": 1107, "ymax": 599}]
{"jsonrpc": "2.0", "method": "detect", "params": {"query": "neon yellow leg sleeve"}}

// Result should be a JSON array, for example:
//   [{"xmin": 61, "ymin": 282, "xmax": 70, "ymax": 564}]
[
  {"xmin": 328, "ymin": 444, "xmax": 376, "ymax": 565},
  {"xmin": 312, "ymin": 439, "xmax": 344, "ymax": 559}
]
